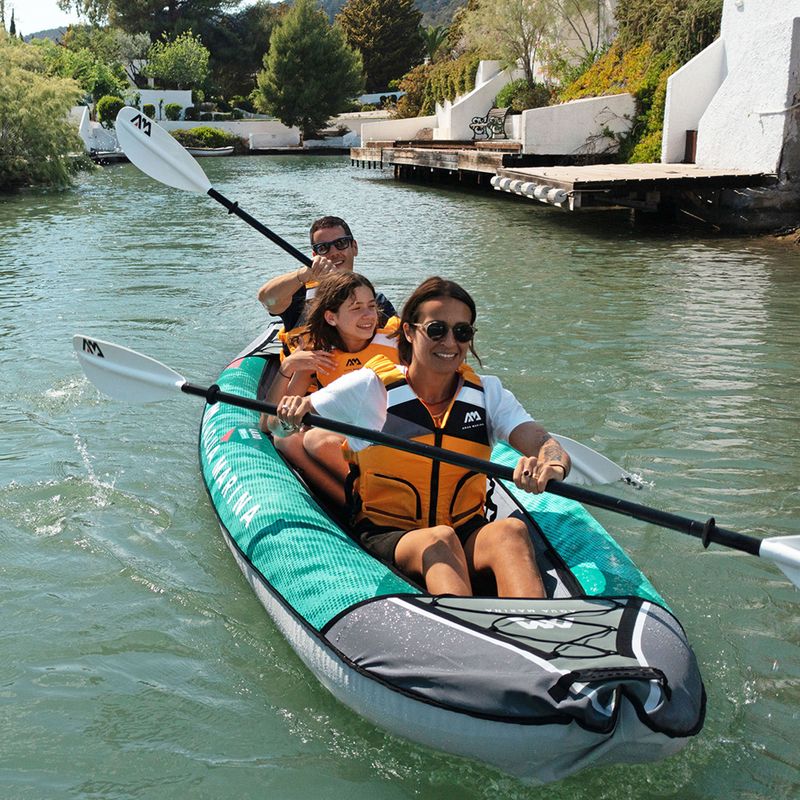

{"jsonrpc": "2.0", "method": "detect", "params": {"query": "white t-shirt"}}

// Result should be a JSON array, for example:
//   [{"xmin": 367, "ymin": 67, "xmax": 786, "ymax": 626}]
[{"xmin": 310, "ymin": 365, "xmax": 534, "ymax": 451}]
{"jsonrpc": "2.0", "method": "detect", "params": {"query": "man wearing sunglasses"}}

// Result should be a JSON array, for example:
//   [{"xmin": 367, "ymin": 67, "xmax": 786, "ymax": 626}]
[{"xmin": 257, "ymin": 216, "xmax": 396, "ymax": 340}]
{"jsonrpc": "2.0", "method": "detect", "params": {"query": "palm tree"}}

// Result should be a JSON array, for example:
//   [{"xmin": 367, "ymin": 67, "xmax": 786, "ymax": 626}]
[{"xmin": 420, "ymin": 24, "xmax": 448, "ymax": 62}]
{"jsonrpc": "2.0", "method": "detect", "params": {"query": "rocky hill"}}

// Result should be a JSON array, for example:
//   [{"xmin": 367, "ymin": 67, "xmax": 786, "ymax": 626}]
[
  {"xmin": 319, "ymin": 0, "xmax": 467, "ymax": 26},
  {"xmin": 24, "ymin": 27, "xmax": 68, "ymax": 42}
]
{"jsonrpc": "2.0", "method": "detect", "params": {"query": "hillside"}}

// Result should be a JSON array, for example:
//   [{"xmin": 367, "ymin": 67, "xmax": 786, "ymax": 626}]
[
  {"xmin": 319, "ymin": 0, "xmax": 467, "ymax": 26},
  {"xmin": 24, "ymin": 26, "xmax": 68, "ymax": 42}
]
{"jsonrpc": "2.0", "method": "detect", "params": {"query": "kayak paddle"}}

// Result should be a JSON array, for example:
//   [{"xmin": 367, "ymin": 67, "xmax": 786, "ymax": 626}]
[
  {"xmin": 114, "ymin": 106, "xmax": 312, "ymax": 267},
  {"xmin": 73, "ymin": 334, "xmax": 800, "ymax": 590}
]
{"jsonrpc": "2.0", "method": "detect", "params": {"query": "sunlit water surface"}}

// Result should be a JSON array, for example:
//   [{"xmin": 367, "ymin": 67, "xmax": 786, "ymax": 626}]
[{"xmin": 1, "ymin": 157, "xmax": 798, "ymax": 799}]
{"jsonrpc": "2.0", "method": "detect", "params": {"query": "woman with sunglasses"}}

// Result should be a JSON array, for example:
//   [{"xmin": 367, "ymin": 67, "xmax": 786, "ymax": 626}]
[
  {"xmin": 276, "ymin": 276, "xmax": 571, "ymax": 598},
  {"xmin": 265, "ymin": 272, "xmax": 401, "ymax": 504}
]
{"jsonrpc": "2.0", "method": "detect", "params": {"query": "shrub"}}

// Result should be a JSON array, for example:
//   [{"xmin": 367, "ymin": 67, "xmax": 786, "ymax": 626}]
[
  {"xmin": 495, "ymin": 79, "xmax": 552, "ymax": 112},
  {"xmin": 143, "ymin": 103, "xmax": 156, "ymax": 117},
  {"xmin": 170, "ymin": 126, "xmax": 240, "ymax": 148},
  {"xmin": 164, "ymin": 102, "xmax": 182, "ymax": 120},
  {"xmin": 199, "ymin": 112, "xmax": 213, "ymax": 121},
  {"xmin": 232, "ymin": 108, "xmax": 244, "ymax": 119},
  {"xmin": 229, "ymin": 94, "xmax": 254, "ymax": 112},
  {"xmin": 96, "ymin": 94, "xmax": 125, "ymax": 128},
  {"xmin": 183, "ymin": 105, "xmax": 198, "ymax": 121},
  {"xmin": 559, "ymin": 42, "xmax": 675, "ymax": 164},
  {"xmin": 394, "ymin": 52, "xmax": 479, "ymax": 118}
]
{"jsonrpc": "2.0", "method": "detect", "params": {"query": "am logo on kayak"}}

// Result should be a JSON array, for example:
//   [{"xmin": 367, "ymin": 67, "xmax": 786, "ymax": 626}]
[{"xmin": 200, "ymin": 403, "xmax": 261, "ymax": 529}]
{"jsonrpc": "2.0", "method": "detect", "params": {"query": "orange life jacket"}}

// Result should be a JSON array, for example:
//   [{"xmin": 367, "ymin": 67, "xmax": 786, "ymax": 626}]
[
  {"xmin": 346, "ymin": 355, "xmax": 491, "ymax": 530},
  {"xmin": 316, "ymin": 317, "xmax": 400, "ymax": 387}
]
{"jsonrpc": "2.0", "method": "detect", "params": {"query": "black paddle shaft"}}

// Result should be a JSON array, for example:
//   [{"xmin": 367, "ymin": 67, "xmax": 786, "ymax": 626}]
[
  {"xmin": 183, "ymin": 381, "xmax": 764, "ymax": 559},
  {"xmin": 207, "ymin": 188, "xmax": 313, "ymax": 267}
]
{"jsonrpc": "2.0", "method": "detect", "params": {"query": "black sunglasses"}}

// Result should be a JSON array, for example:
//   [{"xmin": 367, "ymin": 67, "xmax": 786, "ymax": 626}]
[
  {"xmin": 412, "ymin": 320, "xmax": 476, "ymax": 343},
  {"xmin": 311, "ymin": 235, "xmax": 354, "ymax": 256}
]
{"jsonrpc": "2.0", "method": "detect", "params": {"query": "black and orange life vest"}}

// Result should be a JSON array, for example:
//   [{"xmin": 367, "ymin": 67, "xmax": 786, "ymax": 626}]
[{"xmin": 347, "ymin": 355, "xmax": 491, "ymax": 529}]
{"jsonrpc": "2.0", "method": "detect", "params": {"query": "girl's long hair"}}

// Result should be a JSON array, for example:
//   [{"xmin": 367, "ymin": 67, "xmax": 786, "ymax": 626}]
[
  {"xmin": 305, "ymin": 272, "xmax": 377, "ymax": 352},
  {"xmin": 397, "ymin": 276, "xmax": 481, "ymax": 366}
]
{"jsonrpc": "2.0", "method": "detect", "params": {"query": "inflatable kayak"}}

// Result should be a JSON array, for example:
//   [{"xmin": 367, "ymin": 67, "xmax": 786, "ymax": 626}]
[{"xmin": 198, "ymin": 324, "xmax": 706, "ymax": 784}]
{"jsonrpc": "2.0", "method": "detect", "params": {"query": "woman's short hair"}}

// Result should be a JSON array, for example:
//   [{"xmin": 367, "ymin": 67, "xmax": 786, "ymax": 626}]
[
  {"xmin": 305, "ymin": 272, "xmax": 376, "ymax": 352},
  {"xmin": 397, "ymin": 276, "xmax": 480, "ymax": 365}
]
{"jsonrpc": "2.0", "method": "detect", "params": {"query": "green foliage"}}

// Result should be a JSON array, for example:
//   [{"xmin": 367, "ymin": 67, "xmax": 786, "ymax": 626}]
[
  {"xmin": 494, "ymin": 78, "xmax": 551, "ymax": 112},
  {"xmin": 394, "ymin": 51, "xmax": 479, "ymax": 118},
  {"xmin": 556, "ymin": 0, "xmax": 721, "ymax": 164},
  {"xmin": 229, "ymin": 94, "xmax": 254, "ymax": 112},
  {"xmin": 420, "ymin": 24, "xmax": 449, "ymax": 62},
  {"xmin": 0, "ymin": 32, "xmax": 90, "ymax": 190},
  {"xmin": 164, "ymin": 102, "xmax": 183, "ymax": 120},
  {"xmin": 460, "ymin": 0, "xmax": 551, "ymax": 89},
  {"xmin": 254, "ymin": 0, "xmax": 364, "ymax": 137},
  {"xmin": 32, "ymin": 37, "xmax": 127, "ymax": 101},
  {"xmin": 144, "ymin": 31, "xmax": 210, "ymax": 90},
  {"xmin": 615, "ymin": 0, "xmax": 723, "ymax": 64},
  {"xmin": 170, "ymin": 126, "xmax": 240, "ymax": 148},
  {"xmin": 143, "ymin": 103, "xmax": 156, "ymax": 117},
  {"xmin": 183, "ymin": 105, "xmax": 198, "ymax": 120},
  {"xmin": 558, "ymin": 41, "xmax": 676, "ymax": 164},
  {"xmin": 96, "ymin": 94, "xmax": 125, "ymax": 126},
  {"xmin": 337, "ymin": 0, "xmax": 424, "ymax": 92},
  {"xmin": 201, "ymin": 1, "xmax": 284, "ymax": 99}
]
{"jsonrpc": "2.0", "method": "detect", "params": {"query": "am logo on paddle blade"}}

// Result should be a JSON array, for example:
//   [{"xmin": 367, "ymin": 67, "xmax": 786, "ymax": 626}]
[
  {"xmin": 130, "ymin": 113, "xmax": 152, "ymax": 136},
  {"xmin": 82, "ymin": 338, "xmax": 104, "ymax": 358},
  {"xmin": 345, "ymin": 357, "xmax": 362, "ymax": 367}
]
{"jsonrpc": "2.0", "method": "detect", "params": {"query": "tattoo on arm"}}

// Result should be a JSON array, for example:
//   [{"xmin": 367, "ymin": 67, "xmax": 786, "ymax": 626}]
[{"xmin": 539, "ymin": 436, "xmax": 571, "ymax": 475}]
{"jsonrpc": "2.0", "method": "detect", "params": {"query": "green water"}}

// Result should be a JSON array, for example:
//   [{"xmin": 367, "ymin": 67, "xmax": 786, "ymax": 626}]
[{"xmin": 1, "ymin": 156, "xmax": 798, "ymax": 799}]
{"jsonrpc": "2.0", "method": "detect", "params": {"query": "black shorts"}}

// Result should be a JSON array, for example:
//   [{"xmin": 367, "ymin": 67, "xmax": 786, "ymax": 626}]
[{"xmin": 354, "ymin": 514, "xmax": 489, "ymax": 565}]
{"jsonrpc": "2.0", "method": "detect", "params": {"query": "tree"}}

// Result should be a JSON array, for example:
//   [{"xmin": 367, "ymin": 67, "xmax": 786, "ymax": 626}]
[
  {"xmin": 460, "ymin": 0, "xmax": 553, "ymax": 90},
  {"xmin": 201, "ymin": 1, "xmax": 284, "ymax": 99},
  {"xmin": 337, "ymin": 0, "xmax": 423, "ymax": 92},
  {"xmin": 110, "ymin": 30, "xmax": 152, "ymax": 88},
  {"xmin": 420, "ymin": 24, "xmax": 449, "ymax": 62},
  {"xmin": 0, "ymin": 31, "xmax": 88, "ymax": 190},
  {"xmin": 254, "ymin": 0, "xmax": 363, "ymax": 138},
  {"xmin": 57, "ymin": 0, "xmax": 239, "ymax": 40},
  {"xmin": 144, "ymin": 31, "xmax": 210, "ymax": 90},
  {"xmin": 33, "ymin": 37, "xmax": 127, "ymax": 101}
]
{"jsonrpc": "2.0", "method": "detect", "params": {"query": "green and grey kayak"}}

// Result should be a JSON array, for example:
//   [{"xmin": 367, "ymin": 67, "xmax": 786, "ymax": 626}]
[{"xmin": 198, "ymin": 324, "xmax": 705, "ymax": 784}]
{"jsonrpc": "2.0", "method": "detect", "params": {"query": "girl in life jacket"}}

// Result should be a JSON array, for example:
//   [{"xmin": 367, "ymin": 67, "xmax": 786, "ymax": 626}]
[
  {"xmin": 275, "ymin": 276, "xmax": 572, "ymax": 599},
  {"xmin": 264, "ymin": 272, "xmax": 400, "ymax": 505}
]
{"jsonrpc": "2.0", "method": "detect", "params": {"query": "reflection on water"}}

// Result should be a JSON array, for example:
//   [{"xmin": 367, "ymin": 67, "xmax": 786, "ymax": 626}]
[{"xmin": 1, "ymin": 157, "xmax": 798, "ymax": 799}]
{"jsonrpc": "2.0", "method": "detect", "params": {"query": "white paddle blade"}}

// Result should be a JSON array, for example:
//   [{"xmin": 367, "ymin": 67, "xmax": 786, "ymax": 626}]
[
  {"xmin": 552, "ymin": 434, "xmax": 642, "ymax": 488},
  {"xmin": 759, "ymin": 535, "xmax": 800, "ymax": 589},
  {"xmin": 115, "ymin": 106, "xmax": 212, "ymax": 194},
  {"xmin": 73, "ymin": 335, "xmax": 186, "ymax": 403}
]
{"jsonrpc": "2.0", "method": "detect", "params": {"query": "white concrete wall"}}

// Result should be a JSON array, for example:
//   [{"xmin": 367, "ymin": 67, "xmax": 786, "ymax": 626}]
[
  {"xmin": 660, "ymin": 0, "xmax": 800, "ymax": 171},
  {"xmin": 520, "ymin": 93, "xmax": 635, "ymax": 155},
  {"xmin": 694, "ymin": 0, "xmax": 800, "ymax": 173},
  {"xmin": 70, "ymin": 106, "xmax": 119, "ymax": 151},
  {"xmin": 129, "ymin": 89, "xmax": 193, "ymax": 118},
  {"xmin": 433, "ymin": 61, "xmax": 525, "ymax": 140},
  {"xmin": 159, "ymin": 119, "xmax": 300, "ymax": 147},
  {"xmin": 661, "ymin": 38, "xmax": 727, "ymax": 163},
  {"xmin": 361, "ymin": 114, "xmax": 438, "ymax": 142}
]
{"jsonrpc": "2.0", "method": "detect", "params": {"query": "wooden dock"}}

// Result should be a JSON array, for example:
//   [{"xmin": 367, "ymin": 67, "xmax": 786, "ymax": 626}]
[{"xmin": 350, "ymin": 141, "xmax": 776, "ymax": 214}]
